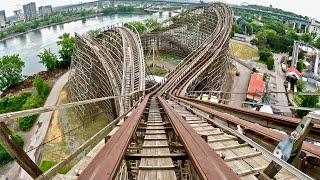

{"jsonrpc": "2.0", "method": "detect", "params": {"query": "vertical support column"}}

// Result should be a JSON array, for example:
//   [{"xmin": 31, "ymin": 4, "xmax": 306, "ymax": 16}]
[{"xmin": 0, "ymin": 122, "xmax": 42, "ymax": 178}]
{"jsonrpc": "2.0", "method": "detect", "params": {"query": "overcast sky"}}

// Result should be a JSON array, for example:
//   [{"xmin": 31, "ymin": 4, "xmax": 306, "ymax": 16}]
[{"xmin": 1, "ymin": 0, "xmax": 319, "ymax": 20}]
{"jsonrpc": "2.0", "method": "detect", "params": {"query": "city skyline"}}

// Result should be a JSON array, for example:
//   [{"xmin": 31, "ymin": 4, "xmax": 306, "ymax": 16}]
[{"xmin": 0, "ymin": 0, "xmax": 320, "ymax": 20}]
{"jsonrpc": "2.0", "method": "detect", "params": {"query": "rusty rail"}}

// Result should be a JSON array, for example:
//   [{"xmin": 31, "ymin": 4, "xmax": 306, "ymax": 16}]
[
  {"xmin": 180, "ymin": 97, "xmax": 320, "ymax": 141},
  {"xmin": 159, "ymin": 97, "xmax": 240, "ymax": 179},
  {"xmin": 171, "ymin": 96, "xmax": 320, "ymax": 163},
  {"xmin": 79, "ymin": 93, "xmax": 152, "ymax": 179}
]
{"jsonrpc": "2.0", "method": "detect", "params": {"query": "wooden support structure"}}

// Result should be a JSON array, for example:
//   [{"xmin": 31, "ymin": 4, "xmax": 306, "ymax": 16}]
[{"xmin": 0, "ymin": 122, "xmax": 42, "ymax": 179}]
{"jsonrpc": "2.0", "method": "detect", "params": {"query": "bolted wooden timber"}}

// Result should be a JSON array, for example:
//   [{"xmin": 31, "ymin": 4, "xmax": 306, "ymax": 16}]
[{"xmin": 0, "ymin": 122, "xmax": 42, "ymax": 178}]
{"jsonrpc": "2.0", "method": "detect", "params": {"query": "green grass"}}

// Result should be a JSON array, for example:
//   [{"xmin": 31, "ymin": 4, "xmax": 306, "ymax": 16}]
[
  {"xmin": 145, "ymin": 54, "xmax": 181, "ymax": 66},
  {"xmin": 160, "ymin": 54, "xmax": 181, "ymax": 64},
  {"xmin": 230, "ymin": 41, "xmax": 259, "ymax": 61},
  {"xmin": 147, "ymin": 65, "xmax": 169, "ymax": 76},
  {"xmin": 39, "ymin": 160, "xmax": 71, "ymax": 174},
  {"xmin": 257, "ymin": 60, "xmax": 266, "ymax": 64}
]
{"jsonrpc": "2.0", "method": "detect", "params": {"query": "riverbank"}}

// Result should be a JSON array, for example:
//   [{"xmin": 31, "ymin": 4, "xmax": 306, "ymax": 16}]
[
  {"xmin": 0, "ymin": 11, "xmax": 152, "ymax": 42},
  {"xmin": 0, "ymin": 13, "xmax": 104, "ymax": 42}
]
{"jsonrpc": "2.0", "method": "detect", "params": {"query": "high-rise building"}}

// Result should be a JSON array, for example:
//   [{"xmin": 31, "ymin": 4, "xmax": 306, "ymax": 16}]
[
  {"xmin": 98, "ymin": 0, "xmax": 104, "ymax": 12},
  {"xmin": 23, "ymin": 2, "xmax": 37, "ymax": 21},
  {"xmin": 0, "ymin": 10, "xmax": 6, "ymax": 28},
  {"xmin": 13, "ymin": 9, "xmax": 24, "ymax": 22},
  {"xmin": 39, "ymin": 5, "xmax": 53, "ymax": 17}
]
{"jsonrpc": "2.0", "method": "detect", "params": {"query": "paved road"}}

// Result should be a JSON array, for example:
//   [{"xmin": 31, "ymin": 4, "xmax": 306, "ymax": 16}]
[
  {"xmin": 0, "ymin": 71, "xmax": 70, "ymax": 180},
  {"xmin": 269, "ymin": 54, "xmax": 292, "ymax": 115},
  {"xmin": 229, "ymin": 60, "xmax": 251, "ymax": 107}
]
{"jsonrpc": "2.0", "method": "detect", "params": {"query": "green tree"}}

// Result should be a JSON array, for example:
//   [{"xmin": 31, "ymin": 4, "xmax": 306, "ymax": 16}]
[
  {"xmin": 300, "ymin": 33, "xmax": 313, "ymax": 44},
  {"xmin": 296, "ymin": 95, "xmax": 319, "ymax": 117},
  {"xmin": 285, "ymin": 30, "xmax": 299, "ymax": 43},
  {"xmin": 259, "ymin": 49, "xmax": 273, "ymax": 61},
  {"xmin": 15, "ymin": 23, "xmax": 27, "ymax": 33},
  {"xmin": 267, "ymin": 56, "xmax": 275, "ymax": 70},
  {"xmin": 246, "ymin": 21, "xmax": 261, "ymax": 34},
  {"xmin": 298, "ymin": 51, "xmax": 305, "ymax": 59},
  {"xmin": 314, "ymin": 37, "xmax": 320, "ymax": 49},
  {"xmin": 30, "ymin": 20, "xmax": 40, "ymax": 29},
  {"xmin": 296, "ymin": 79, "xmax": 305, "ymax": 92},
  {"xmin": 297, "ymin": 59, "xmax": 304, "ymax": 72},
  {"xmin": 38, "ymin": 49, "xmax": 58, "ymax": 71},
  {"xmin": 0, "ymin": 55, "xmax": 25, "ymax": 91},
  {"xmin": 256, "ymin": 29, "xmax": 277, "ymax": 48},
  {"xmin": 232, "ymin": 24, "xmax": 244, "ymax": 34},
  {"xmin": 32, "ymin": 76, "xmax": 51, "ymax": 100},
  {"xmin": 57, "ymin": 33, "xmax": 76, "ymax": 67},
  {"xmin": 145, "ymin": 19, "xmax": 159, "ymax": 29},
  {"xmin": 0, "ymin": 30, "xmax": 4, "ymax": 38},
  {"xmin": 264, "ymin": 20, "xmax": 286, "ymax": 35},
  {"xmin": 124, "ymin": 21, "xmax": 146, "ymax": 33}
]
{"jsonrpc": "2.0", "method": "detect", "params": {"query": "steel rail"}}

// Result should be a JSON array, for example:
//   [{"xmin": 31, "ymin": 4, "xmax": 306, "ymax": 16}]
[
  {"xmin": 158, "ymin": 97, "xmax": 240, "ymax": 180},
  {"xmin": 171, "ymin": 96, "xmax": 320, "ymax": 161},
  {"xmin": 186, "ymin": 96, "xmax": 320, "ymax": 111},
  {"xmin": 187, "ymin": 90, "xmax": 320, "ymax": 96},
  {"xmin": 179, "ymin": 97, "xmax": 320, "ymax": 139},
  {"xmin": 176, "ymin": 100, "xmax": 314, "ymax": 180},
  {"xmin": 79, "ymin": 92, "xmax": 153, "ymax": 180}
]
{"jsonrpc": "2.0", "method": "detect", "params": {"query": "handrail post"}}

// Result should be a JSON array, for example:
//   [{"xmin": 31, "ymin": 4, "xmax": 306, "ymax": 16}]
[{"xmin": 0, "ymin": 122, "xmax": 42, "ymax": 178}]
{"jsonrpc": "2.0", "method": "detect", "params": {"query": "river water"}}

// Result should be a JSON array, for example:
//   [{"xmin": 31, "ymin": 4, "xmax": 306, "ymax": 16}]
[{"xmin": 0, "ymin": 12, "xmax": 169, "ymax": 76}]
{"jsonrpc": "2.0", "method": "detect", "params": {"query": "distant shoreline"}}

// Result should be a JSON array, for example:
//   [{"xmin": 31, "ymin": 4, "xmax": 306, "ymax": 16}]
[
  {"xmin": 0, "ymin": 13, "xmax": 103, "ymax": 42},
  {"xmin": 0, "ymin": 11, "xmax": 150, "ymax": 42}
]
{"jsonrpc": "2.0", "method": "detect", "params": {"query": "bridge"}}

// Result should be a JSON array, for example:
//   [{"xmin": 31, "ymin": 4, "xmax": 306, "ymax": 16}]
[
  {"xmin": 55, "ymin": 0, "xmax": 200, "ymax": 12},
  {"xmin": 0, "ymin": 3, "xmax": 319, "ymax": 180}
]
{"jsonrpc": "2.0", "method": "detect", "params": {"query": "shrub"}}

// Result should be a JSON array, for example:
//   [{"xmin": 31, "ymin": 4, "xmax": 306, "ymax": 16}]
[
  {"xmin": 296, "ymin": 95, "xmax": 319, "ymax": 118},
  {"xmin": 296, "ymin": 79, "xmax": 305, "ymax": 92},
  {"xmin": 267, "ymin": 57, "xmax": 275, "ymax": 70},
  {"xmin": 259, "ymin": 49, "xmax": 273, "ymax": 61},
  {"xmin": 33, "ymin": 76, "xmax": 51, "ymax": 100},
  {"xmin": 0, "ymin": 131, "xmax": 24, "ymax": 167},
  {"xmin": 38, "ymin": 49, "xmax": 58, "ymax": 71},
  {"xmin": 17, "ymin": 77, "xmax": 51, "ymax": 131},
  {"xmin": 297, "ymin": 59, "xmax": 304, "ymax": 72},
  {"xmin": 298, "ymin": 51, "xmax": 305, "ymax": 60},
  {"xmin": 0, "ymin": 92, "xmax": 31, "ymax": 114},
  {"xmin": 18, "ymin": 115, "xmax": 38, "ymax": 131}
]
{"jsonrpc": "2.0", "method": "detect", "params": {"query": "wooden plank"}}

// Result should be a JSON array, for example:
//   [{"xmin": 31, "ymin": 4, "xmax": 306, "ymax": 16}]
[
  {"xmin": 214, "ymin": 143, "xmax": 248, "ymax": 151},
  {"xmin": 207, "ymin": 136, "xmax": 237, "ymax": 143},
  {"xmin": 160, "ymin": 98, "xmax": 240, "ymax": 180},
  {"xmin": 224, "ymin": 152, "xmax": 262, "ymax": 162},
  {"xmin": 139, "ymin": 165, "xmax": 175, "ymax": 170}
]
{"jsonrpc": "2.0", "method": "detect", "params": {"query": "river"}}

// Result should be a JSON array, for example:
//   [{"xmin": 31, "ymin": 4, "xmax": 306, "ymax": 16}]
[{"xmin": 0, "ymin": 12, "xmax": 170, "ymax": 76}]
